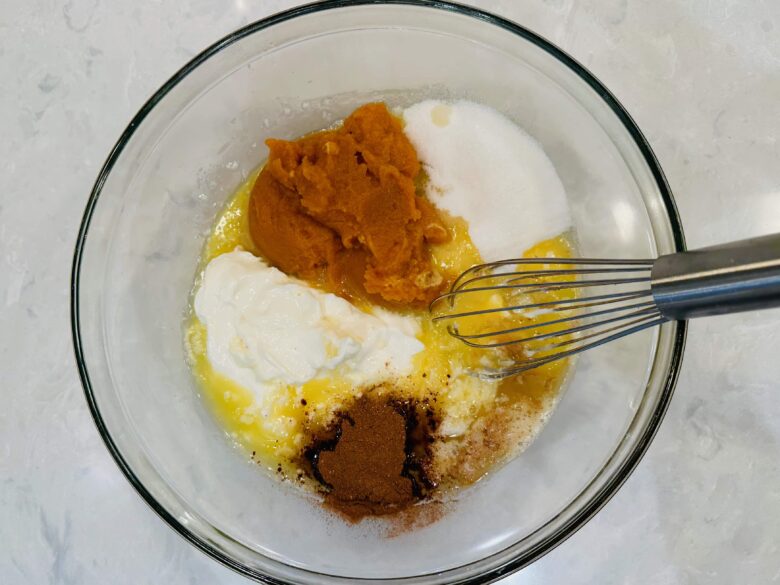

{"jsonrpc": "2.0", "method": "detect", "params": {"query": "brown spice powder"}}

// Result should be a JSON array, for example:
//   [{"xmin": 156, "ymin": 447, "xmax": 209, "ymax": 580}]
[
  {"xmin": 304, "ymin": 394, "xmax": 440, "ymax": 522},
  {"xmin": 316, "ymin": 397, "xmax": 415, "ymax": 521}
]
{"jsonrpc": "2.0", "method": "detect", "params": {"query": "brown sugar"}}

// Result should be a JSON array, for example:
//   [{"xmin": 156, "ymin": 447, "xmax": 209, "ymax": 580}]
[{"xmin": 247, "ymin": 103, "xmax": 450, "ymax": 306}]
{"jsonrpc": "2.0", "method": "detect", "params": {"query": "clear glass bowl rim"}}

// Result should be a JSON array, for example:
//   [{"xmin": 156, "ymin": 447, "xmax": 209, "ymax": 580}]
[{"xmin": 70, "ymin": 1, "xmax": 688, "ymax": 583}]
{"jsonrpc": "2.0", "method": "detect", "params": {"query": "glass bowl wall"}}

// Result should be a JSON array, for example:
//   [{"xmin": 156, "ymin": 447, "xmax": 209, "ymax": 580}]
[{"xmin": 72, "ymin": 2, "xmax": 685, "ymax": 583}]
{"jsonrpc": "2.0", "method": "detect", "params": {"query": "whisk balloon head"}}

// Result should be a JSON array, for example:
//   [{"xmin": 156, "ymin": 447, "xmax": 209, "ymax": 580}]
[{"xmin": 429, "ymin": 258, "xmax": 668, "ymax": 379}]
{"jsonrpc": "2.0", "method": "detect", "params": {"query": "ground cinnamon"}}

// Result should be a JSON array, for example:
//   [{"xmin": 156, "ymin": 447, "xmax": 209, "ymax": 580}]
[
  {"xmin": 305, "ymin": 395, "xmax": 438, "ymax": 522},
  {"xmin": 318, "ymin": 397, "xmax": 414, "ymax": 520}
]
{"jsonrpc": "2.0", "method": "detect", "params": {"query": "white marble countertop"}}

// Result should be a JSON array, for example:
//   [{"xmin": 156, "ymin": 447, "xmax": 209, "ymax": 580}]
[{"xmin": 2, "ymin": 0, "xmax": 779, "ymax": 583}]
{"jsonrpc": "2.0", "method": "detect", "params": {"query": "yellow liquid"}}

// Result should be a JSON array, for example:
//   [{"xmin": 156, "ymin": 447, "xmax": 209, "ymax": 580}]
[
  {"xmin": 423, "ymin": 233, "xmax": 574, "ymax": 422},
  {"xmin": 186, "ymin": 171, "xmax": 572, "ymax": 473}
]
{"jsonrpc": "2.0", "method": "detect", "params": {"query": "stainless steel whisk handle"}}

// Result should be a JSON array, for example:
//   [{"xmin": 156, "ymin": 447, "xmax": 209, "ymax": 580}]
[{"xmin": 651, "ymin": 233, "xmax": 780, "ymax": 320}]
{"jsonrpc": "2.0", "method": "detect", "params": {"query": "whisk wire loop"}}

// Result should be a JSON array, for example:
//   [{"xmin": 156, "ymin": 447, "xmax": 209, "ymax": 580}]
[{"xmin": 430, "ymin": 258, "xmax": 662, "ymax": 378}]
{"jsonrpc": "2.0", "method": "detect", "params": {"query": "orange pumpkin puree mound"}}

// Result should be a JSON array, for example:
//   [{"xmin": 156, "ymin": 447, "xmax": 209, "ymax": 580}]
[{"xmin": 248, "ymin": 102, "xmax": 450, "ymax": 306}]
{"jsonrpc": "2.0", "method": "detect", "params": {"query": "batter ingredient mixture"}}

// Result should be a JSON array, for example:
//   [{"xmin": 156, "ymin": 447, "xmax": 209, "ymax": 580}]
[{"xmin": 186, "ymin": 100, "xmax": 574, "ymax": 522}]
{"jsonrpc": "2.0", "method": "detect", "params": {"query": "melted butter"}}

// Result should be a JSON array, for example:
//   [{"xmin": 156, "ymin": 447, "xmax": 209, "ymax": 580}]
[
  {"xmin": 201, "ymin": 169, "xmax": 259, "ymax": 263},
  {"xmin": 422, "ymin": 218, "xmax": 573, "ymax": 423},
  {"xmin": 429, "ymin": 211, "xmax": 482, "ymax": 276},
  {"xmin": 497, "ymin": 237, "xmax": 574, "ymax": 409},
  {"xmin": 186, "ymin": 170, "xmax": 573, "ymax": 473},
  {"xmin": 186, "ymin": 320, "xmax": 301, "ymax": 469}
]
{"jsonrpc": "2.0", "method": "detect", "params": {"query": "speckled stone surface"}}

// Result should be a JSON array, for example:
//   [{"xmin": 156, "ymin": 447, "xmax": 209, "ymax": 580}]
[{"xmin": 1, "ymin": 1, "xmax": 779, "ymax": 583}]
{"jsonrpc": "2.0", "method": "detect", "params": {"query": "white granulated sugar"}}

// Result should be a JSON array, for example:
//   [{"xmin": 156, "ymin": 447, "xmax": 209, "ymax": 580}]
[{"xmin": 403, "ymin": 100, "xmax": 571, "ymax": 261}]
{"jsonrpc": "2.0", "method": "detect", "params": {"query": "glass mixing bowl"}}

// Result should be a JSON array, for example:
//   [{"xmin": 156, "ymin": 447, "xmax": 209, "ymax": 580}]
[{"xmin": 71, "ymin": 1, "xmax": 686, "ymax": 583}]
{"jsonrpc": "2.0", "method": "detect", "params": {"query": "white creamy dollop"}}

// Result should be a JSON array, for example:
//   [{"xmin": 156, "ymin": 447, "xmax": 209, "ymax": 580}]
[
  {"xmin": 403, "ymin": 100, "xmax": 571, "ymax": 261},
  {"xmin": 194, "ymin": 250, "xmax": 424, "ymax": 399}
]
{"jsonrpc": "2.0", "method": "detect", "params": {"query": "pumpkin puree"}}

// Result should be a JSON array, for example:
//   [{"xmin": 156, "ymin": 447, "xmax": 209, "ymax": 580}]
[{"xmin": 248, "ymin": 103, "xmax": 450, "ymax": 306}]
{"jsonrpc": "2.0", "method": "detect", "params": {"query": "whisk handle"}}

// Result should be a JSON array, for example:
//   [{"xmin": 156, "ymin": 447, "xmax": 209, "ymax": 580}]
[{"xmin": 651, "ymin": 233, "xmax": 780, "ymax": 320}]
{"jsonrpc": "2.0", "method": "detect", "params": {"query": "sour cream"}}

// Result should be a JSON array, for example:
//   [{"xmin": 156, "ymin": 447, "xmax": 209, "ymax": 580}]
[{"xmin": 194, "ymin": 249, "xmax": 423, "ymax": 401}]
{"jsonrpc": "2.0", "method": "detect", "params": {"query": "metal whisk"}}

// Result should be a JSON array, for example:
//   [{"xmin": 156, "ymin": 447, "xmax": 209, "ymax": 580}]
[{"xmin": 429, "ymin": 233, "xmax": 780, "ymax": 379}]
